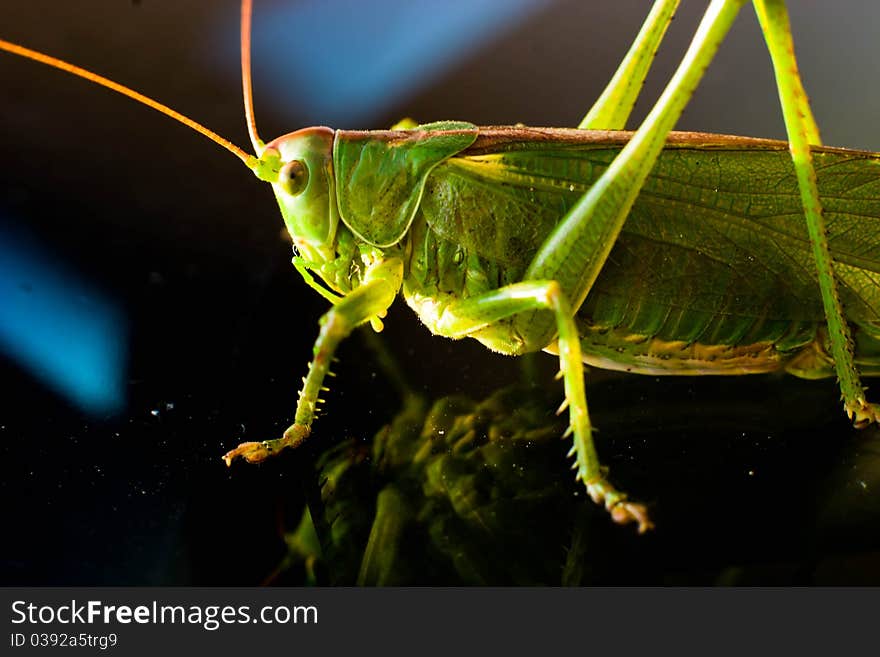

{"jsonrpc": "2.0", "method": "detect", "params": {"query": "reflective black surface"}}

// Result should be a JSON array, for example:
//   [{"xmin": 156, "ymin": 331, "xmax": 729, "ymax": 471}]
[{"xmin": 2, "ymin": 0, "xmax": 880, "ymax": 585}]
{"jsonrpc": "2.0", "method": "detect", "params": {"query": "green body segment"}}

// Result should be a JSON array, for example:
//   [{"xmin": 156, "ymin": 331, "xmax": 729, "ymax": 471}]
[
  {"xmin": 332, "ymin": 122, "xmax": 478, "ymax": 247},
  {"xmin": 329, "ymin": 127, "xmax": 880, "ymax": 376}
]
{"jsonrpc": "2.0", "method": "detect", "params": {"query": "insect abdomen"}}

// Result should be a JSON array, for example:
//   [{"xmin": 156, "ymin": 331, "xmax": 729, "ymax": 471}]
[{"xmin": 406, "ymin": 130, "xmax": 880, "ymax": 368}]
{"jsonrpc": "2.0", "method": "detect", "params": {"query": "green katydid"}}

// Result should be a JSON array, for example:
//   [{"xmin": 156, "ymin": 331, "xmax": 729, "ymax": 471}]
[{"xmin": 2, "ymin": 0, "xmax": 879, "ymax": 534}]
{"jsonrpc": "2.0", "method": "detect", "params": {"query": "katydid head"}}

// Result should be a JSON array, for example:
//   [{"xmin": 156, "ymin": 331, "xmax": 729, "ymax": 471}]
[
  {"xmin": 260, "ymin": 127, "xmax": 340, "ymax": 267},
  {"xmin": 0, "ymin": 0, "xmax": 346, "ymax": 278}
]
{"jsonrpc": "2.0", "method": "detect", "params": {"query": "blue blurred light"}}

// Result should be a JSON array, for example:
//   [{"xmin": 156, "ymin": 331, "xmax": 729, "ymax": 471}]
[
  {"xmin": 0, "ymin": 227, "xmax": 127, "ymax": 415},
  {"xmin": 220, "ymin": 0, "xmax": 548, "ymax": 126}
]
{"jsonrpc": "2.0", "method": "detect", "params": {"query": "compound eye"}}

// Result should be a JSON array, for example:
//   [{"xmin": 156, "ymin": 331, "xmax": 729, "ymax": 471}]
[{"xmin": 279, "ymin": 159, "xmax": 309, "ymax": 196}]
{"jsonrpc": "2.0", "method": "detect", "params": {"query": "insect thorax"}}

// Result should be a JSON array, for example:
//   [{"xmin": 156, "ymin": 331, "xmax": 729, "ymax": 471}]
[{"xmin": 401, "ymin": 212, "xmax": 543, "ymax": 356}]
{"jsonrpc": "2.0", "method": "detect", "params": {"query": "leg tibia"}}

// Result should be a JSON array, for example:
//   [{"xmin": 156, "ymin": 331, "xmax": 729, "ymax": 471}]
[
  {"xmin": 579, "ymin": 0, "xmax": 681, "ymax": 130},
  {"xmin": 435, "ymin": 280, "xmax": 652, "ymax": 532},
  {"xmin": 754, "ymin": 0, "xmax": 879, "ymax": 427},
  {"xmin": 223, "ymin": 258, "xmax": 404, "ymax": 466}
]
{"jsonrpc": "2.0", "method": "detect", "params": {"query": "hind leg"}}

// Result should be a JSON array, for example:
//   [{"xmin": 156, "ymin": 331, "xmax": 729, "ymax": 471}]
[{"xmin": 754, "ymin": 0, "xmax": 880, "ymax": 427}]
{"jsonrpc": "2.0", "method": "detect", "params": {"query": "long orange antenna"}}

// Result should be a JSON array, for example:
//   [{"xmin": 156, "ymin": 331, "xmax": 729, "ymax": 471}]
[
  {"xmin": 0, "ymin": 37, "xmax": 258, "ymax": 169},
  {"xmin": 241, "ymin": 0, "xmax": 264, "ymax": 153},
  {"xmin": 241, "ymin": 0, "xmax": 265, "ymax": 155}
]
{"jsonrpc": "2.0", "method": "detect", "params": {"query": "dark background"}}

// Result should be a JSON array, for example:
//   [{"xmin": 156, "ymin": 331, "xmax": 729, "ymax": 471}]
[{"xmin": 2, "ymin": 0, "xmax": 880, "ymax": 585}]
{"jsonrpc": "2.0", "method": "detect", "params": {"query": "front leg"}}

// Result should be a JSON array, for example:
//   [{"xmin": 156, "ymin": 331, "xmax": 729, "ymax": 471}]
[
  {"xmin": 434, "ymin": 281, "xmax": 653, "ymax": 533},
  {"xmin": 223, "ymin": 257, "xmax": 404, "ymax": 465}
]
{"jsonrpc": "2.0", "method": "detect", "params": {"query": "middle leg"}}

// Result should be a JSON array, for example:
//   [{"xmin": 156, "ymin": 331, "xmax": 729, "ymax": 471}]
[{"xmin": 434, "ymin": 281, "xmax": 653, "ymax": 533}]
